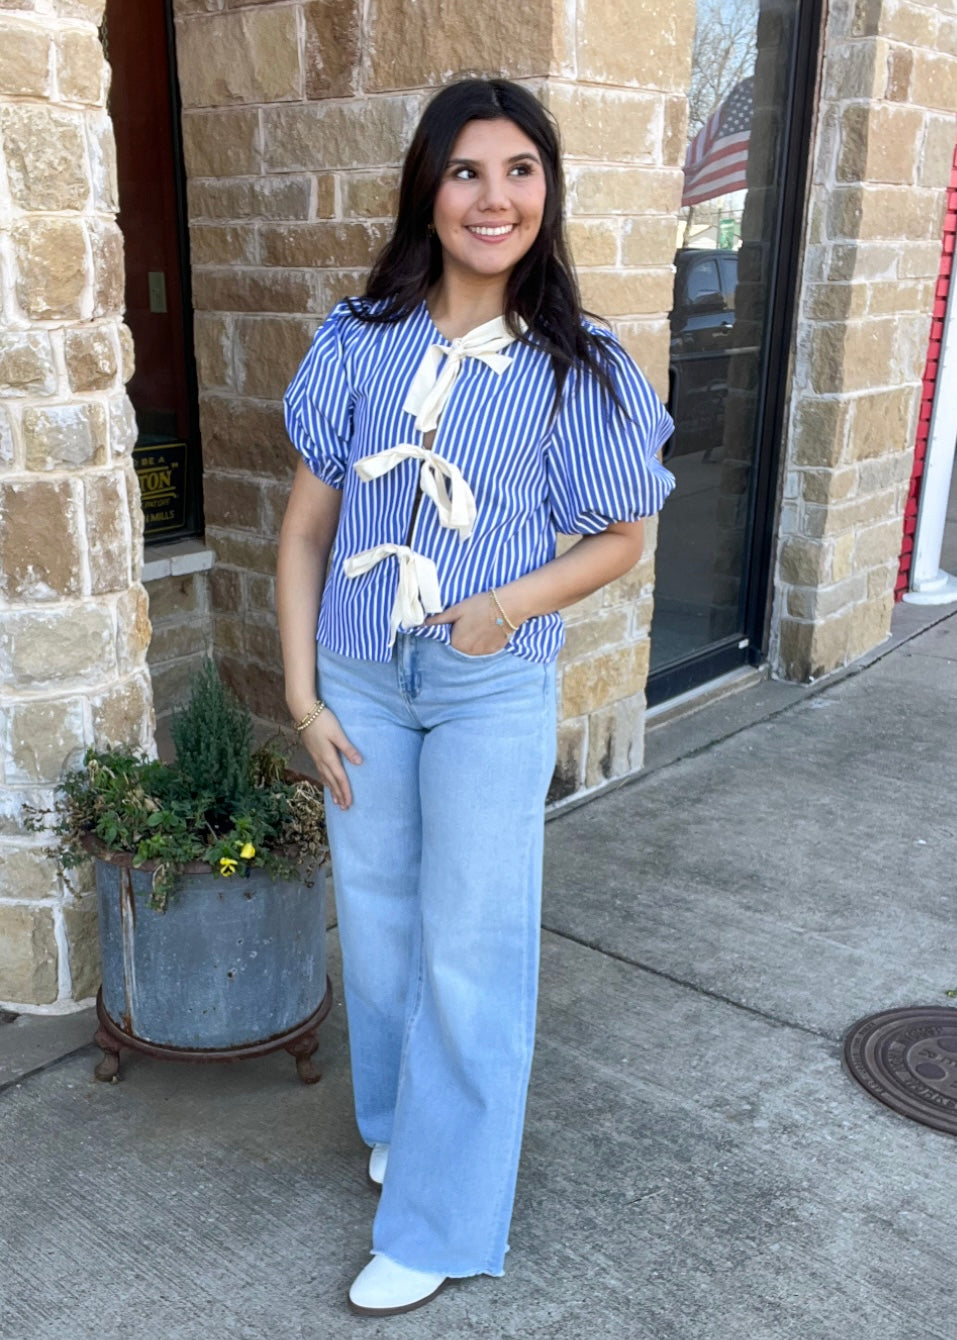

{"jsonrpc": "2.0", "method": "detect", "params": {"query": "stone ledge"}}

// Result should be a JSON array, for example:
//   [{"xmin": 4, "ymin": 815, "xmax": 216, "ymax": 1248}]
[{"xmin": 141, "ymin": 540, "xmax": 215, "ymax": 583}]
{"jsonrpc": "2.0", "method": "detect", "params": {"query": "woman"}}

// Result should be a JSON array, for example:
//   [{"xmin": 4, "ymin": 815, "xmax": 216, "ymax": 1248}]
[{"xmin": 278, "ymin": 78, "xmax": 674, "ymax": 1317}]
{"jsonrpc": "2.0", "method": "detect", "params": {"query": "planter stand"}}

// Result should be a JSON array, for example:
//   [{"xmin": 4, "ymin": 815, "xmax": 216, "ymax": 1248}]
[{"xmin": 93, "ymin": 975, "xmax": 333, "ymax": 1084}]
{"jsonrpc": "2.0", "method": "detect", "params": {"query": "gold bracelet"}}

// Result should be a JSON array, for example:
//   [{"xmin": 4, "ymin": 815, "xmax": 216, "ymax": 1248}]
[
  {"xmin": 489, "ymin": 588, "xmax": 519, "ymax": 637},
  {"xmin": 294, "ymin": 699, "xmax": 326, "ymax": 734}
]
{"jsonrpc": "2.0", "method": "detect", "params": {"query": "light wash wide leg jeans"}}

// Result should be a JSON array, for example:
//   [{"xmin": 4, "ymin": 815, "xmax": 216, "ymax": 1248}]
[{"xmin": 318, "ymin": 633, "xmax": 557, "ymax": 1278}]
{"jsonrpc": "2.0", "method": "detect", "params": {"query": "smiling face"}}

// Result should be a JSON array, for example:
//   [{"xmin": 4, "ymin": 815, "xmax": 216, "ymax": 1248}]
[{"xmin": 430, "ymin": 118, "xmax": 548, "ymax": 295}]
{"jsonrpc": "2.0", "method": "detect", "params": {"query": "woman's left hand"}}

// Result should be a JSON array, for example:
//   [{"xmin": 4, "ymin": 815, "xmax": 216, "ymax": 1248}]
[{"xmin": 425, "ymin": 592, "xmax": 512, "ymax": 656}]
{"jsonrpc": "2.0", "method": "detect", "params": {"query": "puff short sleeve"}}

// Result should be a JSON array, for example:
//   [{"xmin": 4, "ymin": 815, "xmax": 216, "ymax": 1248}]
[
  {"xmin": 545, "ymin": 334, "xmax": 675, "ymax": 535},
  {"xmin": 283, "ymin": 300, "xmax": 355, "ymax": 489}
]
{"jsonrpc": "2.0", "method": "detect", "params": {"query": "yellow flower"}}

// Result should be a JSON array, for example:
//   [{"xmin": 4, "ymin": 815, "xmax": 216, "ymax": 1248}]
[
  {"xmin": 219, "ymin": 856, "xmax": 238, "ymax": 876},
  {"xmin": 240, "ymin": 842, "xmax": 256, "ymax": 860}
]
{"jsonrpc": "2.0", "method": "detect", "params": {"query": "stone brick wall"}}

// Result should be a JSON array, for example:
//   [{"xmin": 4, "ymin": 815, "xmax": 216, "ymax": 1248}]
[
  {"xmin": 773, "ymin": 0, "xmax": 957, "ymax": 680},
  {"xmin": 0, "ymin": 0, "xmax": 154, "ymax": 1010},
  {"xmin": 171, "ymin": 0, "xmax": 686, "ymax": 801}
]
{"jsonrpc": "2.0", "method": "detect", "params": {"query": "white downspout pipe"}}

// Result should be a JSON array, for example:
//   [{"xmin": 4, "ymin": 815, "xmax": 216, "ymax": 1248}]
[{"xmin": 903, "ymin": 260, "xmax": 957, "ymax": 605}]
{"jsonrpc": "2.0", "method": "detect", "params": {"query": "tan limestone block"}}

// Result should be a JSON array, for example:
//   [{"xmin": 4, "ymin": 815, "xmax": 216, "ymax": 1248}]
[
  {"xmin": 776, "ymin": 615, "xmax": 848, "ymax": 683},
  {"xmin": 234, "ymin": 317, "xmax": 317, "ymax": 400},
  {"xmin": 366, "ymin": 0, "xmax": 550, "ymax": 89},
  {"xmin": 341, "ymin": 172, "xmax": 399, "ymax": 220},
  {"xmin": 576, "ymin": 0, "xmax": 695, "ymax": 91},
  {"xmin": 147, "ymin": 619, "xmax": 211, "ymax": 664},
  {"xmin": 145, "ymin": 573, "xmax": 205, "ymax": 622},
  {"xmin": 118, "ymin": 324, "xmax": 135, "ymax": 383},
  {"xmin": 193, "ymin": 314, "xmax": 232, "ymax": 390},
  {"xmin": 777, "ymin": 535, "xmax": 829, "ymax": 587},
  {"xmin": 23, "ymin": 403, "xmax": 107, "ymax": 471},
  {"xmin": 199, "ymin": 395, "xmax": 294, "ymax": 474},
  {"xmin": 204, "ymin": 527, "xmax": 277, "ymax": 577},
  {"xmin": 547, "ymin": 716, "xmax": 586, "ymax": 804},
  {"xmin": 14, "ymin": 219, "xmax": 88, "ymax": 321},
  {"xmin": 1, "ymin": 105, "xmax": 89, "ymax": 211},
  {"xmin": 260, "ymin": 480, "xmax": 291, "ymax": 538},
  {"xmin": 566, "ymin": 220, "xmax": 618, "ymax": 268},
  {"xmin": 847, "ymin": 592, "xmax": 894, "ymax": 661},
  {"xmin": 218, "ymin": 653, "xmax": 287, "ymax": 722},
  {"xmin": 85, "ymin": 472, "xmax": 132, "ymax": 594},
  {"xmin": 209, "ymin": 566, "xmax": 242, "ymax": 614},
  {"xmin": 831, "ymin": 185, "xmax": 945, "ymax": 244},
  {"xmin": 804, "ymin": 281, "xmax": 865, "ymax": 322},
  {"xmin": 87, "ymin": 110, "xmax": 119, "ymax": 211},
  {"xmin": 188, "ymin": 224, "xmax": 257, "ymax": 267},
  {"xmin": 2, "ymin": 605, "xmax": 115, "ymax": 683},
  {"xmin": 544, "ymin": 85, "xmax": 658, "ymax": 163},
  {"xmin": 823, "ymin": 38, "xmax": 886, "ymax": 100},
  {"xmin": 0, "ymin": 845, "xmax": 62, "ymax": 901},
  {"xmin": 0, "ymin": 905, "xmax": 58, "ymax": 1005},
  {"xmin": 246, "ymin": 573, "xmax": 274, "ymax": 612},
  {"xmin": 620, "ymin": 215, "xmax": 683, "ymax": 268},
  {"xmin": 90, "ymin": 221, "xmax": 125, "ymax": 318},
  {"xmin": 181, "ymin": 108, "xmax": 260, "ymax": 179},
  {"xmin": 808, "ymin": 318, "xmax": 902, "ymax": 396},
  {"xmin": 243, "ymin": 617, "xmax": 280, "ymax": 666},
  {"xmin": 149, "ymin": 656, "xmax": 204, "ymax": 715},
  {"xmin": 0, "ymin": 331, "xmax": 55, "ymax": 396},
  {"xmin": 90, "ymin": 672, "xmax": 154, "ymax": 750},
  {"xmin": 585, "ymin": 690, "xmax": 646, "ymax": 787},
  {"xmin": 847, "ymin": 387, "xmax": 916, "ymax": 461},
  {"xmin": 612, "ymin": 319, "xmax": 670, "ymax": 393},
  {"xmin": 114, "ymin": 585, "xmax": 152, "ymax": 673},
  {"xmin": 187, "ymin": 175, "xmax": 312, "ymax": 222},
  {"xmin": 882, "ymin": 1, "xmax": 939, "ymax": 48},
  {"xmin": 56, "ymin": 27, "xmax": 106, "ymax": 103},
  {"xmin": 108, "ymin": 393, "xmax": 138, "ymax": 458},
  {"xmin": 319, "ymin": 270, "xmax": 375, "ymax": 309},
  {"xmin": 884, "ymin": 43, "xmax": 913, "ymax": 102},
  {"xmin": 0, "ymin": 479, "xmax": 83, "ymax": 602},
  {"xmin": 7, "ymin": 697, "xmax": 87, "ymax": 784},
  {"xmin": 260, "ymin": 221, "xmax": 388, "ymax": 269},
  {"xmin": 174, "ymin": 0, "xmax": 225, "ymax": 13},
  {"xmin": 852, "ymin": 518, "xmax": 905, "ymax": 570},
  {"xmin": 562, "ymin": 609, "xmax": 630, "ymax": 662},
  {"xmin": 837, "ymin": 104, "xmax": 925, "ymax": 186},
  {"xmin": 175, "ymin": 7, "xmax": 301, "ymax": 107},
  {"xmin": 561, "ymin": 640, "xmax": 649, "ymax": 718},
  {"xmin": 856, "ymin": 452, "xmax": 913, "ymax": 494},
  {"xmin": 579, "ymin": 269, "xmax": 675, "ymax": 319},
  {"xmin": 204, "ymin": 471, "xmax": 263, "ymax": 533},
  {"xmin": 825, "ymin": 242, "xmax": 899, "ymax": 284},
  {"xmin": 920, "ymin": 114, "xmax": 957, "ymax": 189},
  {"xmin": 785, "ymin": 574, "xmax": 867, "ymax": 621},
  {"xmin": 63, "ymin": 896, "xmax": 100, "ymax": 1000},
  {"xmin": 262, "ymin": 98, "xmax": 410, "ymax": 173},
  {"xmin": 304, "ymin": 0, "xmax": 360, "ymax": 98},
  {"xmin": 211, "ymin": 614, "xmax": 244, "ymax": 658},
  {"xmin": 799, "ymin": 466, "xmax": 858, "ymax": 506},
  {"xmin": 55, "ymin": 0, "xmax": 105, "ymax": 19},
  {"xmin": 0, "ymin": 22, "xmax": 50, "ymax": 96},
  {"xmin": 568, "ymin": 166, "xmax": 681, "ymax": 216},
  {"xmin": 867, "ymin": 562, "xmax": 898, "ymax": 601},
  {"xmin": 192, "ymin": 267, "xmax": 320, "ymax": 316},
  {"xmin": 64, "ymin": 326, "xmax": 118, "ymax": 392}
]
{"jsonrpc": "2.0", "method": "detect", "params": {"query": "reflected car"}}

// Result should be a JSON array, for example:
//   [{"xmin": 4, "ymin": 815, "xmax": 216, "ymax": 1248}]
[{"xmin": 665, "ymin": 248, "xmax": 740, "ymax": 459}]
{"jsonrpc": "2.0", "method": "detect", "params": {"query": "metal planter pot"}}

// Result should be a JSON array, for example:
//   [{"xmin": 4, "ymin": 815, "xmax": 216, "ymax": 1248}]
[{"xmin": 91, "ymin": 853, "xmax": 330, "ymax": 1083}]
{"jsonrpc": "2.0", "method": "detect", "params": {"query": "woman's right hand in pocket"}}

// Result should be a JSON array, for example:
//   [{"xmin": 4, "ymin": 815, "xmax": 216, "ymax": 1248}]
[{"xmin": 300, "ymin": 708, "xmax": 362, "ymax": 810}]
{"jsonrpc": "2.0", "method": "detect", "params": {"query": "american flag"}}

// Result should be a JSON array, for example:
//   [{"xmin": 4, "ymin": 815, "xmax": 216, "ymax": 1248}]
[{"xmin": 681, "ymin": 77, "xmax": 753, "ymax": 208}]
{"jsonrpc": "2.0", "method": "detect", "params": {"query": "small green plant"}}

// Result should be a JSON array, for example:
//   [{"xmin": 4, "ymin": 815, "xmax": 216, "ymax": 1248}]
[{"xmin": 31, "ymin": 662, "xmax": 327, "ymax": 911}]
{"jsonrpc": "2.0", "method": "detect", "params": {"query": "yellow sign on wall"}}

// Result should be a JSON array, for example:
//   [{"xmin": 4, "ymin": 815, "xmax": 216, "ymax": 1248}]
[{"xmin": 133, "ymin": 441, "xmax": 188, "ymax": 537}]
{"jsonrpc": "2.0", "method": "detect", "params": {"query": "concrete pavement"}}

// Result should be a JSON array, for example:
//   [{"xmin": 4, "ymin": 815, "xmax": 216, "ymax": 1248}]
[{"xmin": 2, "ymin": 597, "xmax": 956, "ymax": 1340}]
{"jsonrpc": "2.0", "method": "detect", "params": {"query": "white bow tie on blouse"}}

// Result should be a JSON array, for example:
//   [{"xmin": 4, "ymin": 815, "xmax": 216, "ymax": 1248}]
[
  {"xmin": 342, "ymin": 544, "xmax": 443, "ymax": 648},
  {"xmin": 402, "ymin": 314, "xmax": 524, "ymax": 433},
  {"xmin": 353, "ymin": 444, "xmax": 476, "ymax": 540},
  {"xmin": 344, "ymin": 314, "xmax": 524, "ymax": 645}
]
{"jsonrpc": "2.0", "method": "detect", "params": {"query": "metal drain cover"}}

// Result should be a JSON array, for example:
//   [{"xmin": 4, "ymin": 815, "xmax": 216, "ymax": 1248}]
[{"xmin": 843, "ymin": 1006, "xmax": 957, "ymax": 1135}]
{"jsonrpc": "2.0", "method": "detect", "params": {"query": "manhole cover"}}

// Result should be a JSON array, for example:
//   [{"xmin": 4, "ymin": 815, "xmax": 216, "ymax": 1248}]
[{"xmin": 843, "ymin": 1006, "xmax": 957, "ymax": 1135}]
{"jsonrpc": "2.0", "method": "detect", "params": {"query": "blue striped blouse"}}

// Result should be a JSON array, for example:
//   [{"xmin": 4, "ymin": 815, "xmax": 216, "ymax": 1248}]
[{"xmin": 283, "ymin": 298, "xmax": 675, "ymax": 664}]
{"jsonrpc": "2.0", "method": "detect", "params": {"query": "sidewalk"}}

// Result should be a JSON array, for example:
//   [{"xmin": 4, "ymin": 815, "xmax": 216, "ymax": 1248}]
[{"xmin": 2, "ymin": 600, "xmax": 956, "ymax": 1340}]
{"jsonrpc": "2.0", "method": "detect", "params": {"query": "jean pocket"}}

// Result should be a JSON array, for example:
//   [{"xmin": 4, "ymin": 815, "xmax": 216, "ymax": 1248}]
[{"xmin": 443, "ymin": 640, "xmax": 509, "ymax": 663}]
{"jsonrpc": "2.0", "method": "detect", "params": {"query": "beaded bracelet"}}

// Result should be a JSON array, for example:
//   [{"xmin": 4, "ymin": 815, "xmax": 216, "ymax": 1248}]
[
  {"xmin": 294, "ymin": 699, "xmax": 326, "ymax": 734},
  {"xmin": 489, "ymin": 588, "xmax": 519, "ymax": 637}
]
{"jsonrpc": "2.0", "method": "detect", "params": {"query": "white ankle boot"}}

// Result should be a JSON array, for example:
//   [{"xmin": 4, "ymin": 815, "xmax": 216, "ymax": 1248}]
[
  {"xmin": 367, "ymin": 1142, "xmax": 389, "ymax": 1187},
  {"xmin": 348, "ymin": 1254, "xmax": 447, "ymax": 1316}
]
